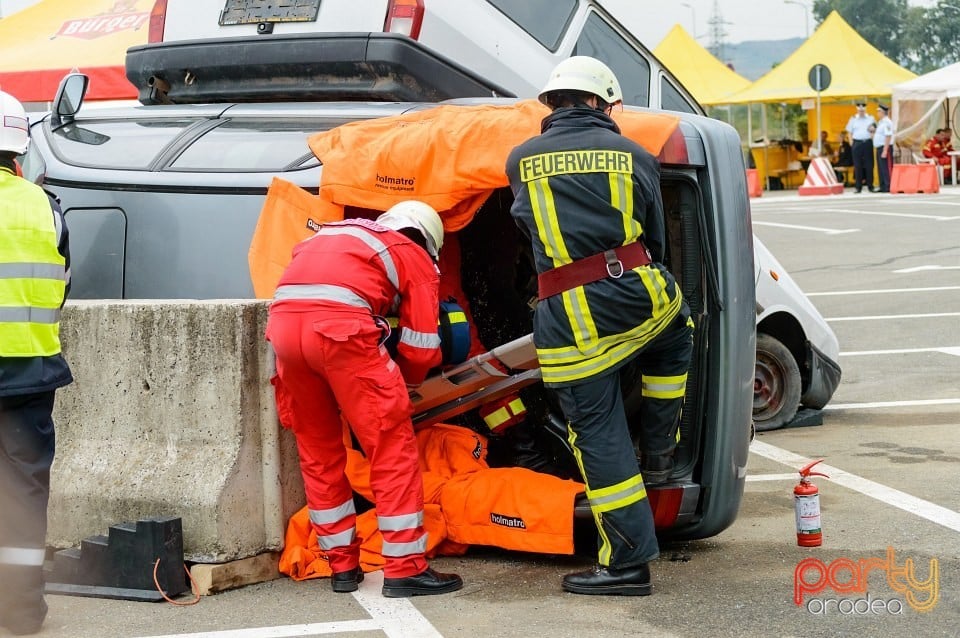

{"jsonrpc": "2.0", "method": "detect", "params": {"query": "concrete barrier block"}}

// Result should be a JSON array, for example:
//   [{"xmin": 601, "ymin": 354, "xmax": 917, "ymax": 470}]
[{"xmin": 50, "ymin": 300, "xmax": 305, "ymax": 563}]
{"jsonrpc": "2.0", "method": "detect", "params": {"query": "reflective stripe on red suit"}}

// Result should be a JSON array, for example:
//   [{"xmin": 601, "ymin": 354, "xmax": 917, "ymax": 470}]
[{"xmin": 266, "ymin": 219, "xmax": 441, "ymax": 578}]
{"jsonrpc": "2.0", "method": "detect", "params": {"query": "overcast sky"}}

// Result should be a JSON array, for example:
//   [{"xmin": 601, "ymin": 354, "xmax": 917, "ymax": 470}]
[
  {"xmin": 603, "ymin": 0, "xmax": 939, "ymax": 47},
  {"xmin": 0, "ymin": 0, "xmax": 35, "ymax": 18},
  {"xmin": 0, "ymin": 0, "xmax": 943, "ymax": 45}
]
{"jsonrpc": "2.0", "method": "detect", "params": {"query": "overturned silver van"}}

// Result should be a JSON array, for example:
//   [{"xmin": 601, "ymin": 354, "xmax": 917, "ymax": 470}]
[{"xmin": 23, "ymin": 74, "xmax": 758, "ymax": 540}]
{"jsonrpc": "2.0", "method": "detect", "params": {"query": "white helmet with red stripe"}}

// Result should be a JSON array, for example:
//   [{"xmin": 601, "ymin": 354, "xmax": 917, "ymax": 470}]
[
  {"xmin": 377, "ymin": 200, "xmax": 444, "ymax": 259},
  {"xmin": 0, "ymin": 90, "xmax": 29, "ymax": 155}
]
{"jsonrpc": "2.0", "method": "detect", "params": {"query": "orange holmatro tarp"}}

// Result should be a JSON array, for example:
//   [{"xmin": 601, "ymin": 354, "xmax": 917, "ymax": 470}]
[
  {"xmin": 308, "ymin": 99, "xmax": 680, "ymax": 230},
  {"xmin": 249, "ymin": 100, "xmax": 679, "ymax": 297},
  {"xmin": 279, "ymin": 423, "xmax": 584, "ymax": 580}
]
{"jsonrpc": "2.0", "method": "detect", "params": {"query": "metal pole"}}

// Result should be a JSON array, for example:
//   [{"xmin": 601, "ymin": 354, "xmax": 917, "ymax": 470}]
[
  {"xmin": 816, "ymin": 67, "xmax": 822, "ymax": 161},
  {"xmin": 762, "ymin": 105, "xmax": 770, "ymax": 190}
]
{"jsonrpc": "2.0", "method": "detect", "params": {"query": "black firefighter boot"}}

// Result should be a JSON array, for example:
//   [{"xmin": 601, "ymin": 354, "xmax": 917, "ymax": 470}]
[
  {"xmin": 640, "ymin": 452, "xmax": 675, "ymax": 486},
  {"xmin": 501, "ymin": 419, "xmax": 565, "ymax": 477},
  {"xmin": 562, "ymin": 563, "xmax": 652, "ymax": 596}
]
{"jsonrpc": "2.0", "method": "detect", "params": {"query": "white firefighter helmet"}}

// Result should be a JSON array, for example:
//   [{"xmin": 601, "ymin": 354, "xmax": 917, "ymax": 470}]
[
  {"xmin": 0, "ymin": 90, "xmax": 30, "ymax": 155},
  {"xmin": 538, "ymin": 56, "xmax": 623, "ymax": 107},
  {"xmin": 377, "ymin": 200, "xmax": 444, "ymax": 259}
]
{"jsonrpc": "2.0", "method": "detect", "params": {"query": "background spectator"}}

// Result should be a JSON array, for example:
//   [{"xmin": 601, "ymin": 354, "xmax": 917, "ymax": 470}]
[
  {"xmin": 873, "ymin": 104, "xmax": 894, "ymax": 193},
  {"xmin": 922, "ymin": 128, "xmax": 954, "ymax": 181},
  {"xmin": 845, "ymin": 101, "xmax": 876, "ymax": 193},
  {"xmin": 809, "ymin": 130, "xmax": 835, "ymax": 161}
]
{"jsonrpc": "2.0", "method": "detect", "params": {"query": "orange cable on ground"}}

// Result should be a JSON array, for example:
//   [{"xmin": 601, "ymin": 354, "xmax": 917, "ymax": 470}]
[{"xmin": 153, "ymin": 558, "xmax": 201, "ymax": 606}]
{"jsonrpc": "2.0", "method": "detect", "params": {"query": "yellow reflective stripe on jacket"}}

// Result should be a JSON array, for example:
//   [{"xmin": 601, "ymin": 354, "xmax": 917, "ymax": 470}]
[
  {"xmin": 538, "ymin": 289, "xmax": 682, "ymax": 363},
  {"xmin": 642, "ymin": 373, "xmax": 688, "ymax": 400},
  {"xmin": 0, "ymin": 174, "xmax": 66, "ymax": 357},
  {"xmin": 609, "ymin": 171, "xmax": 642, "ymax": 241},
  {"xmin": 483, "ymin": 407, "xmax": 511, "ymax": 429},
  {"xmin": 528, "ymin": 176, "xmax": 599, "ymax": 349},
  {"xmin": 537, "ymin": 291, "xmax": 682, "ymax": 384},
  {"xmin": 561, "ymin": 286, "xmax": 598, "ymax": 351},
  {"xmin": 639, "ymin": 261, "xmax": 673, "ymax": 316},
  {"xmin": 482, "ymin": 397, "xmax": 527, "ymax": 430},
  {"xmin": 528, "ymin": 178, "xmax": 569, "ymax": 266}
]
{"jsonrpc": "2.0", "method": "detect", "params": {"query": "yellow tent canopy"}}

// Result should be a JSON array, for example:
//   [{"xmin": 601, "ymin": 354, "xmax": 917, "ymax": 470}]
[
  {"xmin": 653, "ymin": 24, "xmax": 751, "ymax": 106},
  {"xmin": 723, "ymin": 11, "xmax": 915, "ymax": 104},
  {"xmin": 0, "ymin": 0, "xmax": 152, "ymax": 102}
]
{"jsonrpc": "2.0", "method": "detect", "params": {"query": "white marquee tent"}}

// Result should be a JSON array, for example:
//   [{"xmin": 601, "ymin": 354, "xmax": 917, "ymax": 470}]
[{"xmin": 892, "ymin": 61, "xmax": 960, "ymax": 149}]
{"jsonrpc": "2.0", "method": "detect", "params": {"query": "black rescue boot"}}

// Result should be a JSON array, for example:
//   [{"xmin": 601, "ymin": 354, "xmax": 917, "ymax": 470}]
[
  {"xmin": 382, "ymin": 567, "xmax": 463, "ymax": 598},
  {"xmin": 562, "ymin": 564, "xmax": 652, "ymax": 596},
  {"xmin": 331, "ymin": 566, "xmax": 364, "ymax": 593},
  {"xmin": 500, "ymin": 419, "xmax": 570, "ymax": 477},
  {"xmin": 640, "ymin": 452, "xmax": 675, "ymax": 486}
]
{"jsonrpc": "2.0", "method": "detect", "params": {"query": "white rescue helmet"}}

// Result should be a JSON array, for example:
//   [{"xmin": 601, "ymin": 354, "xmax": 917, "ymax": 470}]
[
  {"xmin": 377, "ymin": 200, "xmax": 444, "ymax": 259},
  {"xmin": 0, "ymin": 90, "xmax": 30, "ymax": 155},
  {"xmin": 538, "ymin": 56, "xmax": 623, "ymax": 107}
]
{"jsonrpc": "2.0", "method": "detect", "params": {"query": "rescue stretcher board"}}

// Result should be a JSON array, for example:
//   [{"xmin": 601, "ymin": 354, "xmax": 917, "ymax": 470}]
[{"xmin": 411, "ymin": 334, "xmax": 541, "ymax": 427}]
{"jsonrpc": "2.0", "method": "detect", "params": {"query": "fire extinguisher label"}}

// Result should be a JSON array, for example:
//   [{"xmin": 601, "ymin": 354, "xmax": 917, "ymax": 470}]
[{"xmin": 795, "ymin": 495, "xmax": 821, "ymax": 534}]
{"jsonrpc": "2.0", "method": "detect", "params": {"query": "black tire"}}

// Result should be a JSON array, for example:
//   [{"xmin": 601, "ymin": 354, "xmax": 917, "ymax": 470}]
[{"xmin": 753, "ymin": 333, "xmax": 801, "ymax": 432}]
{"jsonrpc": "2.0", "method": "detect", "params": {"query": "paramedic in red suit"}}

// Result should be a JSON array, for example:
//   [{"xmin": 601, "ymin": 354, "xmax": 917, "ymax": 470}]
[{"xmin": 266, "ymin": 201, "xmax": 463, "ymax": 598}]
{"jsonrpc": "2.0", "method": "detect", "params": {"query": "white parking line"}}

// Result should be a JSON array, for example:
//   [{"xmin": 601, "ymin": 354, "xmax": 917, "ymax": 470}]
[
  {"xmin": 841, "ymin": 346, "xmax": 960, "ymax": 356},
  {"xmin": 135, "ymin": 571, "xmax": 444, "ymax": 638},
  {"xmin": 824, "ymin": 398, "xmax": 960, "ymax": 410},
  {"xmin": 745, "ymin": 473, "xmax": 797, "ymax": 482},
  {"xmin": 136, "ymin": 620, "xmax": 382, "ymax": 638},
  {"xmin": 825, "ymin": 311, "xmax": 960, "ymax": 321},
  {"xmin": 814, "ymin": 208, "xmax": 957, "ymax": 221},
  {"xmin": 894, "ymin": 265, "xmax": 960, "ymax": 273},
  {"xmin": 806, "ymin": 285, "xmax": 960, "ymax": 296},
  {"xmin": 750, "ymin": 440, "xmax": 960, "ymax": 533},
  {"xmin": 752, "ymin": 221, "xmax": 859, "ymax": 234},
  {"xmin": 353, "ymin": 571, "xmax": 444, "ymax": 638}
]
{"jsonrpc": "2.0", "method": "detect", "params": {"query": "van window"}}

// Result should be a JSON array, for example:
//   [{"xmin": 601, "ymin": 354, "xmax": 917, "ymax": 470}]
[
  {"xmin": 486, "ymin": 0, "xmax": 577, "ymax": 50},
  {"xmin": 660, "ymin": 76, "xmax": 698, "ymax": 114},
  {"xmin": 50, "ymin": 119, "xmax": 198, "ymax": 169},
  {"xmin": 573, "ymin": 14, "xmax": 650, "ymax": 107},
  {"xmin": 168, "ymin": 119, "xmax": 350, "ymax": 172}
]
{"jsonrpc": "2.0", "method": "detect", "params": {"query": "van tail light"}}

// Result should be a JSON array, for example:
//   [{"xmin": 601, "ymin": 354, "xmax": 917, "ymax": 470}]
[
  {"xmin": 657, "ymin": 126, "xmax": 690, "ymax": 166},
  {"xmin": 648, "ymin": 486, "xmax": 684, "ymax": 529},
  {"xmin": 384, "ymin": 0, "xmax": 424, "ymax": 40},
  {"xmin": 148, "ymin": 0, "xmax": 168, "ymax": 43}
]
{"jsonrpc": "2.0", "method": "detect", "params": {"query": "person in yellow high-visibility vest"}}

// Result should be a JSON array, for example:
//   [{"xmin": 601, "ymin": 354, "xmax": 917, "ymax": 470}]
[{"xmin": 0, "ymin": 90, "xmax": 72, "ymax": 636}]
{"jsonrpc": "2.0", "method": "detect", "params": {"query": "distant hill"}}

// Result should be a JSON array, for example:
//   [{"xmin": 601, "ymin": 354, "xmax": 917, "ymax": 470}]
[{"xmin": 718, "ymin": 38, "xmax": 804, "ymax": 81}]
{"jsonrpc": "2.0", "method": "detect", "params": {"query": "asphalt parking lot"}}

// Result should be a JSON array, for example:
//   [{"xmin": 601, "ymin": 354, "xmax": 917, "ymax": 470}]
[{"xmin": 22, "ymin": 188, "xmax": 960, "ymax": 638}]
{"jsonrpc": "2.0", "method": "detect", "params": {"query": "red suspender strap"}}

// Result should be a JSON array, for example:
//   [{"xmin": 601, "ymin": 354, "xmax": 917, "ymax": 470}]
[{"xmin": 537, "ymin": 240, "xmax": 652, "ymax": 301}]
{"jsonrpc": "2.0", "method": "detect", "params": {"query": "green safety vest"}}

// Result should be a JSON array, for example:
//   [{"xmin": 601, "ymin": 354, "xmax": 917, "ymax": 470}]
[{"xmin": 0, "ymin": 171, "xmax": 66, "ymax": 357}]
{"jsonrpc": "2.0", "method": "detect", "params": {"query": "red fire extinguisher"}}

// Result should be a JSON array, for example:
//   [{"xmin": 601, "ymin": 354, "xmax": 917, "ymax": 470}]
[{"xmin": 794, "ymin": 459, "xmax": 829, "ymax": 547}]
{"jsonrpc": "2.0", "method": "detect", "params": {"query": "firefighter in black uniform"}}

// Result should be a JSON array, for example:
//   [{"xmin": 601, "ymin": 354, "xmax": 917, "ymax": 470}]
[
  {"xmin": 505, "ymin": 57, "xmax": 693, "ymax": 596},
  {"xmin": 0, "ymin": 90, "xmax": 72, "ymax": 636}
]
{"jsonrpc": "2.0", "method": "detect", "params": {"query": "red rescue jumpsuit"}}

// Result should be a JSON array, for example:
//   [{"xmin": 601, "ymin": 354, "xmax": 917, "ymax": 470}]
[{"xmin": 266, "ymin": 218, "xmax": 441, "ymax": 578}]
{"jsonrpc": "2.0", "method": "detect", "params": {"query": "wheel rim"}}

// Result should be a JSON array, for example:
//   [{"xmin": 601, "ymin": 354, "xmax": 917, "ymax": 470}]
[{"xmin": 754, "ymin": 351, "xmax": 787, "ymax": 421}]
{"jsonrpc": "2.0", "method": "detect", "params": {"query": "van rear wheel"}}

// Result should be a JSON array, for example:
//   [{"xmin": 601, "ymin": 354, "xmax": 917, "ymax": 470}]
[{"xmin": 753, "ymin": 333, "xmax": 801, "ymax": 431}]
